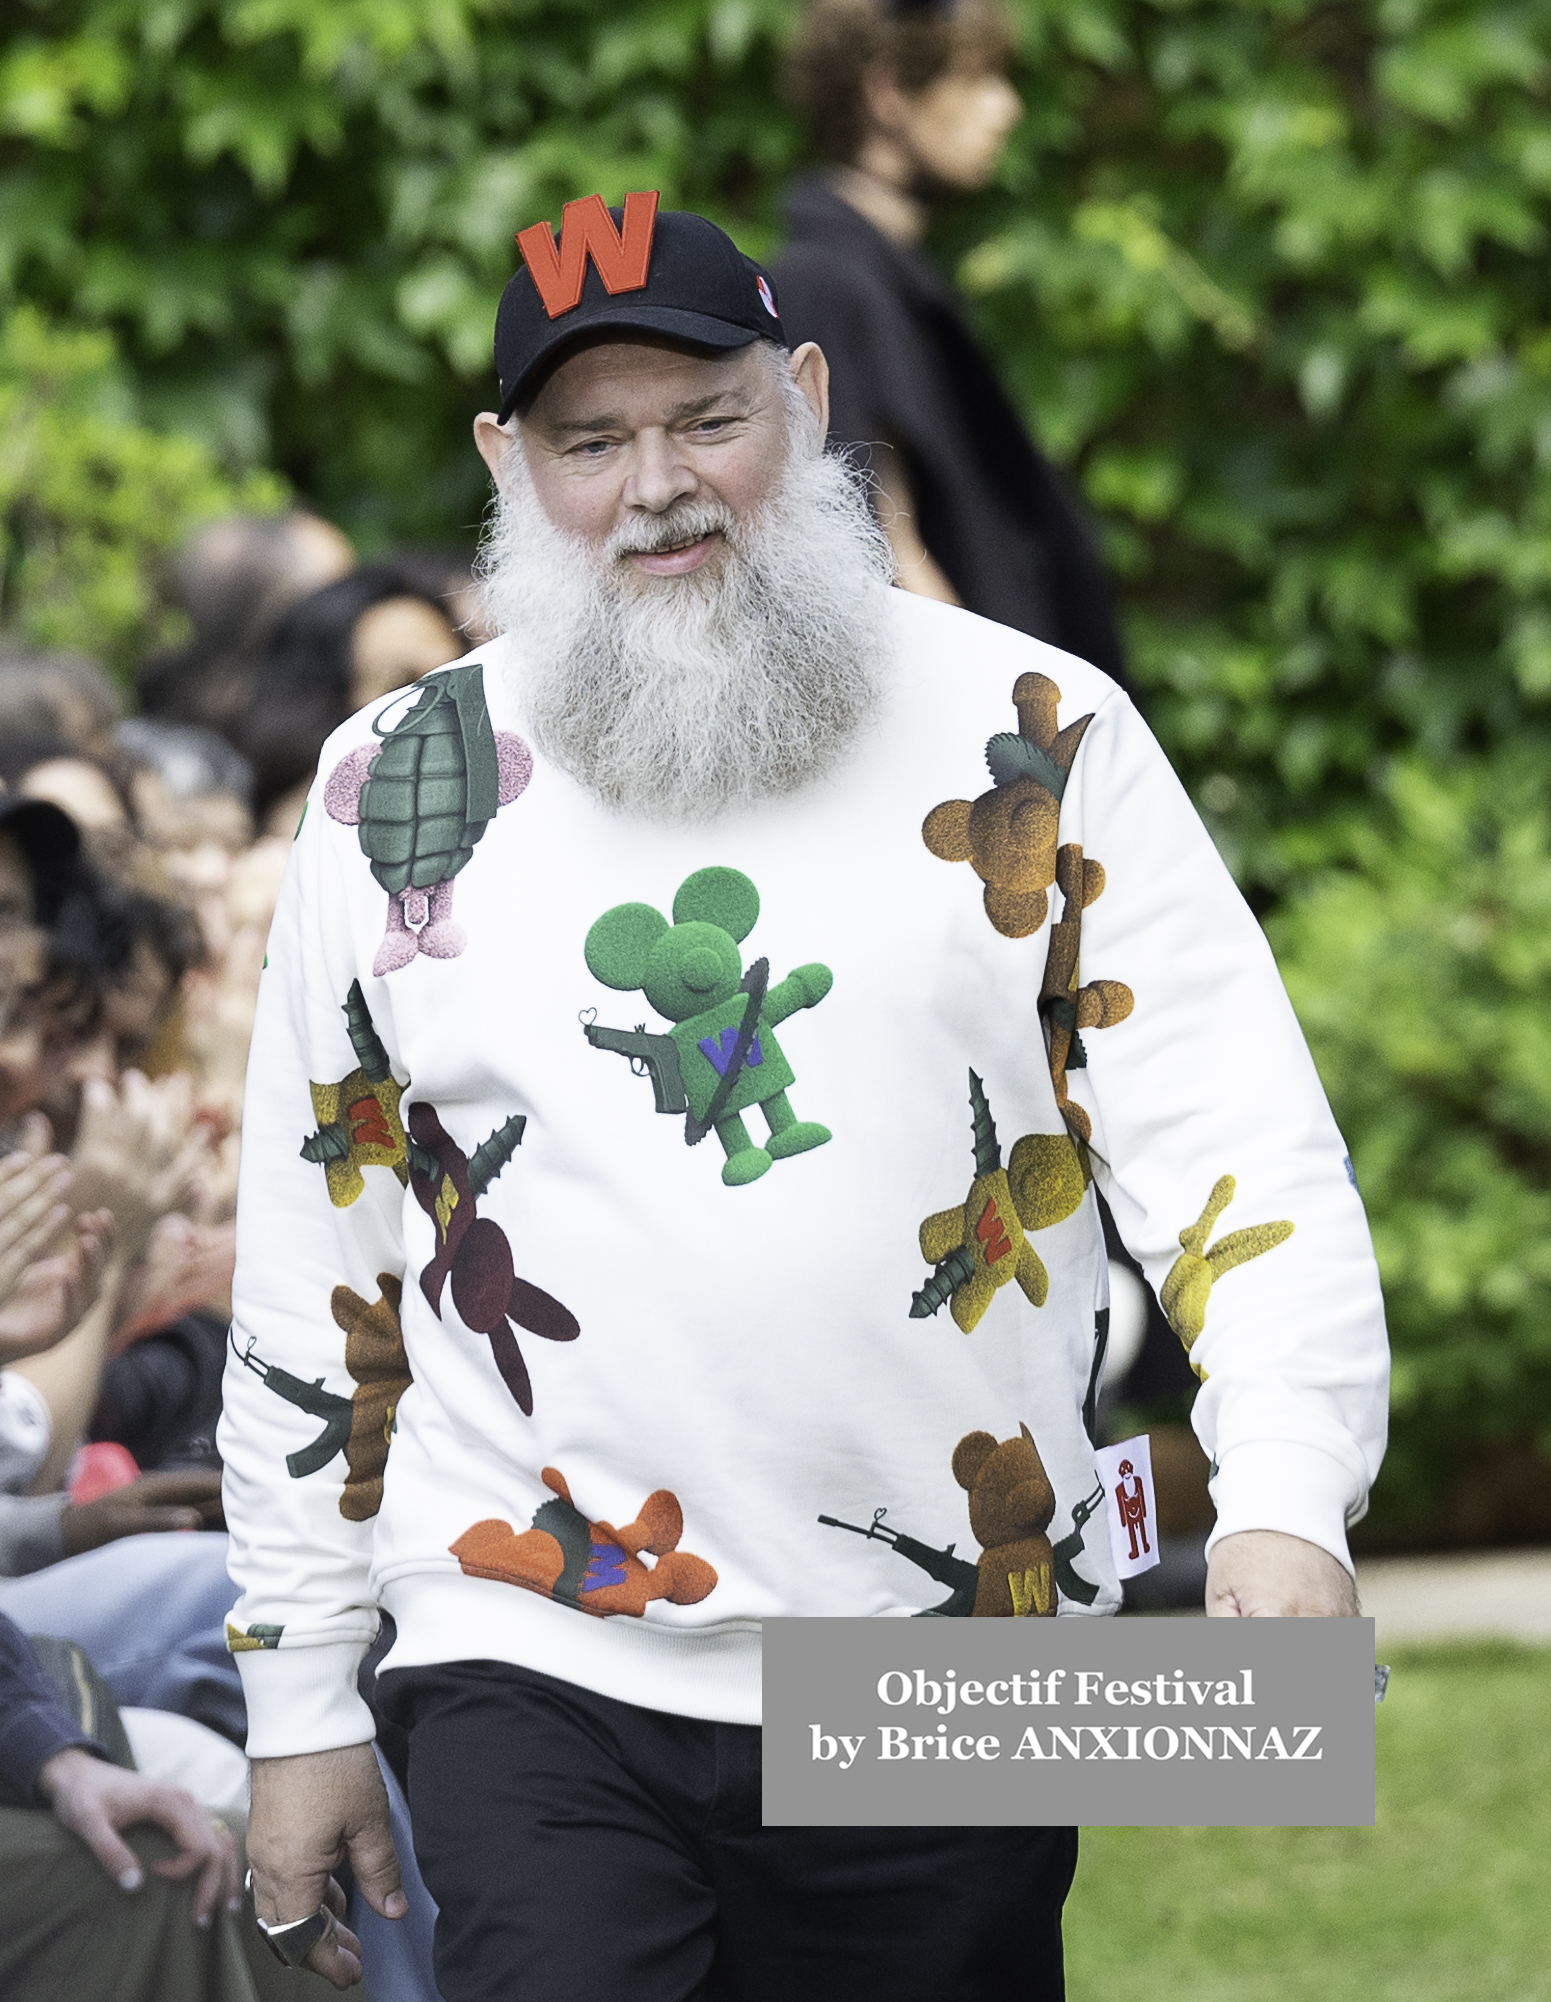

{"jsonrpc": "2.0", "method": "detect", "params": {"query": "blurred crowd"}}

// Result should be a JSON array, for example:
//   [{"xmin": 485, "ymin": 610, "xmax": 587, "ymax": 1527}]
[
  {"xmin": 0, "ymin": 513, "xmax": 476, "ymax": 1560},
  {"xmin": 0, "ymin": 516, "xmax": 477, "ymax": 1996}
]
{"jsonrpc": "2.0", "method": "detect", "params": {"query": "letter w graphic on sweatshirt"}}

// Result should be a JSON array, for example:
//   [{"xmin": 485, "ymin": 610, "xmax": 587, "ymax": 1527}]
[{"xmin": 516, "ymin": 192, "xmax": 659, "ymax": 319}]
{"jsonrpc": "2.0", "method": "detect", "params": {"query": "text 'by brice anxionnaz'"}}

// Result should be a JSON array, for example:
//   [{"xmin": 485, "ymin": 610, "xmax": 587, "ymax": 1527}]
[{"xmin": 808, "ymin": 1667, "xmax": 1326, "ymax": 1770}]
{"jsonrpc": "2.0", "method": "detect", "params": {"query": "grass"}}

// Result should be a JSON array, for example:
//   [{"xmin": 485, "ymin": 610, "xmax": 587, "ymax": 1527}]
[{"xmin": 1064, "ymin": 1642, "xmax": 1551, "ymax": 2002}]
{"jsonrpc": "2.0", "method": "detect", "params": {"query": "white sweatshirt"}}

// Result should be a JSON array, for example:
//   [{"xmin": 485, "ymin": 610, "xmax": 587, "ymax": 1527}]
[{"xmin": 220, "ymin": 590, "xmax": 1388, "ymax": 1758}]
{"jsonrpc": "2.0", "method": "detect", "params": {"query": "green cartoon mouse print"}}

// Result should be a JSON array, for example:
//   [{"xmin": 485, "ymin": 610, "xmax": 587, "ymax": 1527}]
[{"xmin": 582, "ymin": 866, "xmax": 832, "ymax": 1186}]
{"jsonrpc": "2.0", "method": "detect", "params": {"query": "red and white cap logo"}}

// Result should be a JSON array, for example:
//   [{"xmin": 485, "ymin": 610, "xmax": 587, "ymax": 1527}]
[{"xmin": 757, "ymin": 274, "xmax": 779, "ymax": 319}]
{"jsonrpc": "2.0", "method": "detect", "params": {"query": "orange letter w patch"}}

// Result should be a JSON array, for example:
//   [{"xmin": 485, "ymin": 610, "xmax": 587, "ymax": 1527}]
[{"xmin": 516, "ymin": 192, "xmax": 660, "ymax": 320}]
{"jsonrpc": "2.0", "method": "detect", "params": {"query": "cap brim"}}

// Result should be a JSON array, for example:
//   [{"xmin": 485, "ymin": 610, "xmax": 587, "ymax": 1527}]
[{"xmin": 498, "ymin": 306, "xmax": 765, "ymax": 421}]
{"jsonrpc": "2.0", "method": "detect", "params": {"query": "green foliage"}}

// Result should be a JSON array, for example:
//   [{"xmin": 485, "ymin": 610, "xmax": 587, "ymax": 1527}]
[
  {"xmin": 0, "ymin": 0, "xmax": 806, "ymax": 545},
  {"xmin": 1270, "ymin": 757, "xmax": 1551, "ymax": 1523},
  {"xmin": 0, "ymin": 304, "xmax": 283, "ymax": 673},
  {"xmin": 7, "ymin": 0, "xmax": 1551, "ymax": 1514},
  {"xmin": 1069, "ymin": 1643, "xmax": 1551, "ymax": 2002}
]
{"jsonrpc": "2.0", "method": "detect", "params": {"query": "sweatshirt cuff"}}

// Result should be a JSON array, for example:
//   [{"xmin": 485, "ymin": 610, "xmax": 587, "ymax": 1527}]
[
  {"xmin": 1204, "ymin": 1441, "xmax": 1362, "ymax": 1578},
  {"xmin": 235, "ymin": 1640, "xmax": 376, "ymax": 1759}
]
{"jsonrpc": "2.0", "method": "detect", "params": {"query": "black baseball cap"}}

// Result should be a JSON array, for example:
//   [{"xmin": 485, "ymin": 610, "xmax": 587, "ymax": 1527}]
[
  {"xmin": 494, "ymin": 192, "xmax": 787, "ymax": 421},
  {"xmin": 0, "ymin": 791, "xmax": 80, "ymax": 926}
]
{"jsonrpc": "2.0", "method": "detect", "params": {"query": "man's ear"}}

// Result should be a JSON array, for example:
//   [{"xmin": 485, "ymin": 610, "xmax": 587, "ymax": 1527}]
[
  {"xmin": 474, "ymin": 411, "xmax": 517, "ymax": 482},
  {"xmin": 788, "ymin": 343, "xmax": 829, "ymax": 445}
]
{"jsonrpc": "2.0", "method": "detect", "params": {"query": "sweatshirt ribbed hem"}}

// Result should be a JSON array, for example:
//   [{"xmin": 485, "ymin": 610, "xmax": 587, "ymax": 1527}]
[
  {"xmin": 235, "ymin": 1639, "xmax": 376, "ymax": 1758},
  {"xmin": 1205, "ymin": 1440, "xmax": 1361, "ymax": 1577},
  {"xmin": 380, "ymin": 1572, "xmax": 763, "ymax": 1725}
]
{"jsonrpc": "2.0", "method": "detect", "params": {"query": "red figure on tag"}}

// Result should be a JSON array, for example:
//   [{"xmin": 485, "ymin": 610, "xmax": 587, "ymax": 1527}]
[{"xmin": 1115, "ymin": 1459, "xmax": 1150, "ymax": 1561}]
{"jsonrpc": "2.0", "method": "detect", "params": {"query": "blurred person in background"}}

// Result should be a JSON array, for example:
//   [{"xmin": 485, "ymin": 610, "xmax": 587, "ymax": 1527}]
[
  {"xmin": 118, "ymin": 720, "xmax": 256, "ymax": 860},
  {"xmin": 0, "ymin": 1605, "xmax": 247, "ymax": 2002},
  {"xmin": 0, "ymin": 733, "xmax": 139, "ymax": 879},
  {"xmin": 775, "ymin": 0, "xmax": 1128, "ymax": 685},
  {"xmin": 46, "ymin": 869, "xmax": 209, "ymax": 1118},
  {"xmin": 0, "ymin": 783, "xmax": 239, "ymax": 1751},
  {"xmin": 112, "ymin": 716, "xmax": 280, "ymax": 1135},
  {"xmin": 387, "ymin": 547, "xmax": 489, "ymax": 647},
  {"xmin": 236, "ymin": 562, "xmax": 465, "ymax": 836},
  {"xmin": 139, "ymin": 509, "xmax": 356, "ymax": 739},
  {"xmin": 0, "ymin": 644, "xmax": 123, "ymax": 763}
]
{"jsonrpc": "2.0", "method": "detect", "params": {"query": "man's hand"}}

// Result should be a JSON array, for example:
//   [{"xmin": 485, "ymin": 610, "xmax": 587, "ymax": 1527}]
[
  {"xmin": 248, "ymin": 1744, "xmax": 407, "ymax": 1989},
  {"xmin": 60, "ymin": 1468, "xmax": 225, "ymax": 1556},
  {"xmin": 1206, "ymin": 1528, "xmax": 1358, "ymax": 1616},
  {"xmin": 36, "ymin": 1746, "xmax": 240, "ymax": 1927}
]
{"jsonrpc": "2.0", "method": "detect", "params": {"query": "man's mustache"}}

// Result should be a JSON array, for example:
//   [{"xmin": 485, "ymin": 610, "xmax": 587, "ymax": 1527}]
[{"xmin": 606, "ymin": 505, "xmax": 738, "ymax": 561}]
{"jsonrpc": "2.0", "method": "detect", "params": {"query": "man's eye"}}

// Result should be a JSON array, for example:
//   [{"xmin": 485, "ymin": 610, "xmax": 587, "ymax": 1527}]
[{"xmin": 571, "ymin": 438, "xmax": 614, "ymax": 457}]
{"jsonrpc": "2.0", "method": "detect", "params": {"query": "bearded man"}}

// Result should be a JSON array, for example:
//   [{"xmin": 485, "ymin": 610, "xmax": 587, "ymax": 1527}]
[{"xmin": 223, "ymin": 199, "xmax": 1388, "ymax": 2000}]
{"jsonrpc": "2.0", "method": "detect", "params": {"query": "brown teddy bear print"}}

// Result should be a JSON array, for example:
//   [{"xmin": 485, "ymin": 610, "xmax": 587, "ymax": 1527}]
[
  {"xmin": 1040, "ymin": 843, "xmax": 1134, "ymax": 1147},
  {"xmin": 922, "ymin": 672, "xmax": 1095, "ymax": 939},
  {"xmin": 450, "ymin": 1467, "xmax": 717, "ymax": 1620},
  {"xmin": 952, "ymin": 1423, "xmax": 1058, "ymax": 1617},
  {"xmin": 331, "ymin": 1273, "xmax": 412, "ymax": 1523}
]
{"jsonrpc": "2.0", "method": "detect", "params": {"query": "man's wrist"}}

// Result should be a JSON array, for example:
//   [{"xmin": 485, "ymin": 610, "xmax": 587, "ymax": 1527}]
[
  {"xmin": 1206, "ymin": 1439, "xmax": 1362, "ymax": 1577},
  {"xmin": 233, "ymin": 1636, "xmax": 377, "ymax": 1758}
]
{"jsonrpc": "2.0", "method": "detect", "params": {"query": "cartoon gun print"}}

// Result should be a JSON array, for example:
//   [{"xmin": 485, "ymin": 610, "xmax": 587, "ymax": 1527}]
[
  {"xmin": 232, "ymin": 1336, "xmax": 353, "ymax": 1480},
  {"xmin": 580, "ymin": 1018, "xmax": 688, "ymax": 1116},
  {"xmin": 819, "ymin": 1508, "xmax": 981, "ymax": 1618},
  {"xmin": 1050, "ymin": 1478, "xmax": 1105, "ymax": 1607}
]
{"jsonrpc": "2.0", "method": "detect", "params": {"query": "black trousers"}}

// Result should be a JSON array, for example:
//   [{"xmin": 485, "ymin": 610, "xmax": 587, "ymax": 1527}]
[{"xmin": 376, "ymin": 1659, "xmax": 1076, "ymax": 2002}]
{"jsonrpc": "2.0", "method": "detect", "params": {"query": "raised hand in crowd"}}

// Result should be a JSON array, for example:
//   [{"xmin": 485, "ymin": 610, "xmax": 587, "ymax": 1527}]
[
  {"xmin": 58, "ymin": 1467, "xmax": 225, "ymax": 1556},
  {"xmin": 111, "ymin": 1211, "xmax": 236, "ymax": 1352},
  {"xmin": 0, "ymin": 1145, "xmax": 74, "ymax": 1300},
  {"xmin": 0, "ymin": 1201, "xmax": 113, "ymax": 1363},
  {"xmin": 67, "ymin": 1068, "xmax": 214, "ymax": 1271},
  {"xmin": 36, "ymin": 1745, "xmax": 240, "ymax": 1927}
]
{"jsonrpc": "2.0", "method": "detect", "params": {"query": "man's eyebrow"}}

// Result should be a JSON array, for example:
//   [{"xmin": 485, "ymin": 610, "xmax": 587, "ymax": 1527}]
[{"xmin": 543, "ymin": 387, "xmax": 756, "ymax": 436}]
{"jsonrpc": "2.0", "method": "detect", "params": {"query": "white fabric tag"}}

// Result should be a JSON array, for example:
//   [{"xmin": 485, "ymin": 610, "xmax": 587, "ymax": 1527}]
[{"xmin": 1094, "ymin": 1433, "xmax": 1161, "ymax": 1579}]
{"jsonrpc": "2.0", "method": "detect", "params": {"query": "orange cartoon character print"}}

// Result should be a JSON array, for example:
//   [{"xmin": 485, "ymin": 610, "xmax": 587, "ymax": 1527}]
[
  {"xmin": 922, "ymin": 672, "xmax": 1094, "ymax": 939},
  {"xmin": 451, "ymin": 1467, "xmax": 717, "ymax": 1619}
]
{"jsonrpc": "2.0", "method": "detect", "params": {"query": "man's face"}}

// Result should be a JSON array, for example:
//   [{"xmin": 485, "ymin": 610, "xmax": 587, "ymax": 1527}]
[
  {"xmin": 471, "ymin": 330, "xmax": 886, "ymax": 823},
  {"xmin": 870, "ymin": 68, "xmax": 1024, "ymax": 192},
  {"xmin": 475, "ymin": 338, "xmax": 827, "ymax": 579}
]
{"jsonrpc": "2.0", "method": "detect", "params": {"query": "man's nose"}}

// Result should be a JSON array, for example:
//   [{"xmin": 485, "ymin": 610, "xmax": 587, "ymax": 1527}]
[{"xmin": 622, "ymin": 430, "xmax": 697, "ymax": 514}]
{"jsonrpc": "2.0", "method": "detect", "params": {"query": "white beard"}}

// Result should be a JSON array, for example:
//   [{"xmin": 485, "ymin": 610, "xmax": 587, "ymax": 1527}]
[{"xmin": 476, "ymin": 391, "xmax": 895, "ymax": 822}]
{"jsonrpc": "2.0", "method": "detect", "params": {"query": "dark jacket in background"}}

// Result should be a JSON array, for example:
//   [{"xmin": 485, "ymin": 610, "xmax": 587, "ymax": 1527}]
[
  {"xmin": 89, "ymin": 1313, "xmax": 227, "ymax": 1474},
  {"xmin": 0, "ymin": 1612, "xmax": 97, "ymax": 1802},
  {"xmin": 773, "ymin": 173, "xmax": 1128, "ymax": 688}
]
